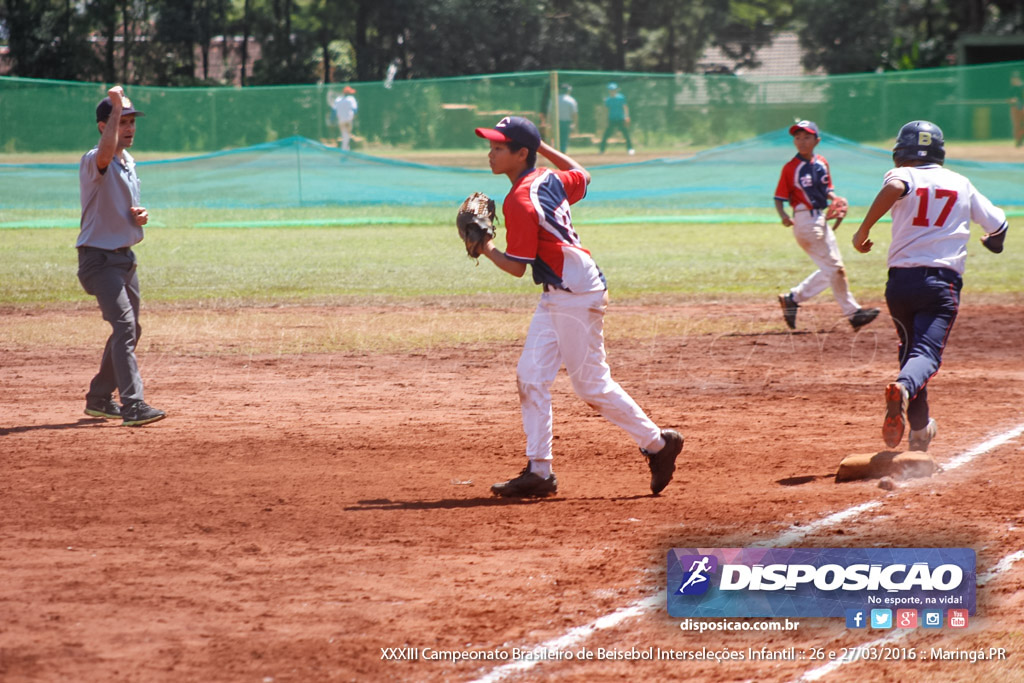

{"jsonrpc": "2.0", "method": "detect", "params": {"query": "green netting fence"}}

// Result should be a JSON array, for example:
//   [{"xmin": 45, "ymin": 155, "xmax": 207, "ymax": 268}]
[
  {"xmin": 2, "ymin": 61, "xmax": 1024, "ymax": 154},
  {"xmin": 2, "ymin": 131, "xmax": 1022, "ymax": 220}
]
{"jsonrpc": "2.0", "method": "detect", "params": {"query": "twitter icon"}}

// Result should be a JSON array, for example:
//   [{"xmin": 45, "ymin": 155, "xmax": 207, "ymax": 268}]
[{"xmin": 871, "ymin": 609, "xmax": 893, "ymax": 629}]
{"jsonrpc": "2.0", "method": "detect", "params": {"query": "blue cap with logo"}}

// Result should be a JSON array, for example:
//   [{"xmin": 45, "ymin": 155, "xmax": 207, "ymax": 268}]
[{"xmin": 475, "ymin": 116, "xmax": 541, "ymax": 152}]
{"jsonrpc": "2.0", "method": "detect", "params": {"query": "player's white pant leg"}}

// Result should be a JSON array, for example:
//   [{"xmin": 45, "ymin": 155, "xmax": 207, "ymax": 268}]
[
  {"xmin": 517, "ymin": 299, "xmax": 561, "ymax": 462},
  {"xmin": 338, "ymin": 120, "xmax": 353, "ymax": 150},
  {"xmin": 791, "ymin": 210, "xmax": 860, "ymax": 317},
  {"xmin": 547, "ymin": 289, "xmax": 661, "ymax": 450}
]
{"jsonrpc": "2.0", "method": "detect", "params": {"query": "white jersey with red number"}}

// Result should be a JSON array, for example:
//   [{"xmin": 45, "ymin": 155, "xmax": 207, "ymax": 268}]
[{"xmin": 884, "ymin": 164, "xmax": 1007, "ymax": 275}]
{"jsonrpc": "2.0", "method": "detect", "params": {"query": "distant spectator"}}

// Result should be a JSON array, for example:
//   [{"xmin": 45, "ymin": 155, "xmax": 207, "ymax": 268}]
[
  {"xmin": 599, "ymin": 82, "xmax": 634, "ymax": 155},
  {"xmin": 1010, "ymin": 71, "xmax": 1024, "ymax": 148},
  {"xmin": 329, "ymin": 86, "xmax": 359, "ymax": 151},
  {"xmin": 554, "ymin": 84, "xmax": 578, "ymax": 153}
]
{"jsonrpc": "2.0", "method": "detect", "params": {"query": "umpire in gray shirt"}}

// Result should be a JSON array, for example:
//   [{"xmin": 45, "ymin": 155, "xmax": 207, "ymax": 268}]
[{"xmin": 78, "ymin": 85, "xmax": 165, "ymax": 426}]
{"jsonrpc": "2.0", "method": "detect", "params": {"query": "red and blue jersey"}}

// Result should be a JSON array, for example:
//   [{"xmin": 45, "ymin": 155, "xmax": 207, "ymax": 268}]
[
  {"xmin": 503, "ymin": 167, "xmax": 606, "ymax": 293},
  {"xmin": 774, "ymin": 153, "xmax": 833, "ymax": 211}
]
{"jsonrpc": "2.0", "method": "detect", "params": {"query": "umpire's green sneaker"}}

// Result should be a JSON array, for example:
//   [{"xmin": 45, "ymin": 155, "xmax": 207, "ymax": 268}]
[
  {"xmin": 84, "ymin": 395, "xmax": 121, "ymax": 419},
  {"xmin": 491, "ymin": 466, "xmax": 558, "ymax": 498},
  {"xmin": 121, "ymin": 400, "xmax": 167, "ymax": 427}
]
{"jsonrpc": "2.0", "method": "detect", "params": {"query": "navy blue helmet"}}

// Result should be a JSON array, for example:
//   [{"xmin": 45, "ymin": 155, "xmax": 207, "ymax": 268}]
[{"xmin": 892, "ymin": 120, "xmax": 945, "ymax": 164}]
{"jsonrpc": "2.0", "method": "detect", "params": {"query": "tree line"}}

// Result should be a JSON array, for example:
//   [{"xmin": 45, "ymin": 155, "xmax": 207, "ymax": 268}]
[{"xmin": 2, "ymin": 0, "xmax": 1022, "ymax": 86}]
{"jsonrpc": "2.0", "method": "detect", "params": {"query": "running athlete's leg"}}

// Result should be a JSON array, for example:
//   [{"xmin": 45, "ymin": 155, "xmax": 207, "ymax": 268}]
[
  {"xmin": 885, "ymin": 269, "xmax": 961, "ymax": 431},
  {"xmin": 791, "ymin": 212, "xmax": 860, "ymax": 316},
  {"xmin": 549, "ymin": 290, "xmax": 662, "ymax": 451},
  {"xmin": 517, "ymin": 298, "xmax": 562, "ymax": 464}
]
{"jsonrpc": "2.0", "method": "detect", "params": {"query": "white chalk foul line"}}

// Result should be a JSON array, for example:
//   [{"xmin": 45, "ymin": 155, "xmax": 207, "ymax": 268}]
[
  {"xmin": 470, "ymin": 423, "xmax": 1024, "ymax": 683},
  {"xmin": 942, "ymin": 423, "xmax": 1024, "ymax": 471},
  {"xmin": 978, "ymin": 550, "xmax": 1024, "ymax": 587},
  {"xmin": 756, "ymin": 502, "xmax": 883, "ymax": 549},
  {"xmin": 796, "ymin": 547, "xmax": 1024, "ymax": 682}
]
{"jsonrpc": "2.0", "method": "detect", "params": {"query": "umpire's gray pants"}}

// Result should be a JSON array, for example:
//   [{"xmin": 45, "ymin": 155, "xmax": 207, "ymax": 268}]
[{"xmin": 77, "ymin": 247, "xmax": 144, "ymax": 404}]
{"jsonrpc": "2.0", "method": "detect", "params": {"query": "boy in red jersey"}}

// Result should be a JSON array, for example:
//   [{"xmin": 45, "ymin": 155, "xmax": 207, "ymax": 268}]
[
  {"xmin": 775, "ymin": 120, "xmax": 879, "ymax": 331},
  {"xmin": 473, "ymin": 116, "xmax": 683, "ymax": 498}
]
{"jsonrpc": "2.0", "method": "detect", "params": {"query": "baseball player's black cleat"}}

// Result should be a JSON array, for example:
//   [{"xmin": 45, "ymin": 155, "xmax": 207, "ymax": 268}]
[
  {"xmin": 778, "ymin": 293, "xmax": 798, "ymax": 329},
  {"xmin": 491, "ymin": 466, "xmax": 558, "ymax": 498},
  {"xmin": 849, "ymin": 307, "xmax": 881, "ymax": 331},
  {"xmin": 908, "ymin": 418, "xmax": 937, "ymax": 452},
  {"xmin": 84, "ymin": 395, "xmax": 121, "ymax": 419},
  {"xmin": 643, "ymin": 429, "xmax": 684, "ymax": 495},
  {"xmin": 121, "ymin": 400, "xmax": 166, "ymax": 427},
  {"xmin": 882, "ymin": 382, "xmax": 909, "ymax": 448}
]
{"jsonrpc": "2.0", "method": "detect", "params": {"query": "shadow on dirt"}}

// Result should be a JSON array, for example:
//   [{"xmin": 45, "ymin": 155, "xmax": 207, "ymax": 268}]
[
  {"xmin": 0, "ymin": 418, "xmax": 108, "ymax": 436},
  {"xmin": 776, "ymin": 473, "xmax": 835, "ymax": 486}
]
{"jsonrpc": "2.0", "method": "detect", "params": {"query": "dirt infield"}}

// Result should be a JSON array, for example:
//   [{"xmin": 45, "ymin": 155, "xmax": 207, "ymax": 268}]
[{"xmin": 2, "ymin": 302, "xmax": 1023, "ymax": 682}]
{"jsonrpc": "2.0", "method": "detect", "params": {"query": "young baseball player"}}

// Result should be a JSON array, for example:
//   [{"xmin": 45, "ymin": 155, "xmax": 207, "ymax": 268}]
[
  {"xmin": 852, "ymin": 120, "xmax": 1008, "ymax": 451},
  {"xmin": 473, "ymin": 115, "xmax": 683, "ymax": 498},
  {"xmin": 328, "ymin": 86, "xmax": 358, "ymax": 150},
  {"xmin": 775, "ymin": 120, "xmax": 880, "ymax": 331}
]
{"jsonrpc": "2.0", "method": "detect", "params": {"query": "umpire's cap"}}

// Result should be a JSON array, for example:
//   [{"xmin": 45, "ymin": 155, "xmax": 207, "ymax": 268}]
[{"xmin": 96, "ymin": 96, "xmax": 145, "ymax": 122}]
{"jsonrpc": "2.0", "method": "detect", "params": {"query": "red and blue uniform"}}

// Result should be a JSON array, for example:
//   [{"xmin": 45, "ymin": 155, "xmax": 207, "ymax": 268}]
[
  {"xmin": 503, "ymin": 167, "xmax": 605, "ymax": 293},
  {"xmin": 774, "ymin": 153, "xmax": 833, "ymax": 212}
]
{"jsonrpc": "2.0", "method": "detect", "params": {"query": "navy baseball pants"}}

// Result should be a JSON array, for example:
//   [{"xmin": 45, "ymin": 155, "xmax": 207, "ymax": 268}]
[
  {"xmin": 599, "ymin": 120, "xmax": 633, "ymax": 152},
  {"xmin": 884, "ymin": 266, "xmax": 962, "ymax": 431}
]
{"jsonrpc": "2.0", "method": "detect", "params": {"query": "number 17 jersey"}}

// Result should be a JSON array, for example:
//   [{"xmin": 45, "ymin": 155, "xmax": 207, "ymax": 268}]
[{"xmin": 884, "ymin": 164, "xmax": 1007, "ymax": 275}]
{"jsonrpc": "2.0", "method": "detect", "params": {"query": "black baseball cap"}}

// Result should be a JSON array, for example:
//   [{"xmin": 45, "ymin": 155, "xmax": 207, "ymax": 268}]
[
  {"xmin": 475, "ymin": 116, "xmax": 541, "ymax": 152},
  {"xmin": 96, "ymin": 95, "xmax": 145, "ymax": 122}
]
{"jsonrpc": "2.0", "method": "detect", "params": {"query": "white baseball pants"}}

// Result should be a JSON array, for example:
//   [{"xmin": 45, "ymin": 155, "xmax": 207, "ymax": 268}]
[
  {"xmin": 789, "ymin": 208, "xmax": 861, "ymax": 317},
  {"xmin": 516, "ymin": 289, "xmax": 662, "ymax": 462},
  {"xmin": 337, "ymin": 120, "xmax": 353, "ymax": 150}
]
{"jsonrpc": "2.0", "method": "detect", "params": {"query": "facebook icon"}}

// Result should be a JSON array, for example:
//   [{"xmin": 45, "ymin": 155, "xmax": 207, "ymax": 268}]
[{"xmin": 845, "ymin": 609, "xmax": 867, "ymax": 629}]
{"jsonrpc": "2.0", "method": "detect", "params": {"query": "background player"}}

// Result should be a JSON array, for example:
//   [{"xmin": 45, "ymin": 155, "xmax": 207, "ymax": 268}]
[
  {"xmin": 555, "ymin": 84, "xmax": 578, "ymax": 153},
  {"xmin": 472, "ymin": 116, "xmax": 683, "ymax": 497},
  {"xmin": 328, "ymin": 86, "xmax": 358, "ymax": 150},
  {"xmin": 775, "ymin": 120, "xmax": 880, "ymax": 331},
  {"xmin": 852, "ymin": 120, "xmax": 1008, "ymax": 451},
  {"xmin": 599, "ymin": 82, "xmax": 634, "ymax": 155}
]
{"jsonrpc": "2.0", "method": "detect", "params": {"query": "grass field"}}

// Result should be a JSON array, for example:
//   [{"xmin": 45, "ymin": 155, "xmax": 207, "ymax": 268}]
[
  {"xmin": 1, "ymin": 218, "xmax": 1020, "ymax": 307},
  {"xmin": 2, "ymin": 138, "xmax": 1023, "ymax": 167}
]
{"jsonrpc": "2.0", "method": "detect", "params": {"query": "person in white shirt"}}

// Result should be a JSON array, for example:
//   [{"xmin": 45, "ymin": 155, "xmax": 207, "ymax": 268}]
[
  {"xmin": 329, "ymin": 86, "xmax": 358, "ymax": 150},
  {"xmin": 853, "ymin": 120, "xmax": 1008, "ymax": 452},
  {"xmin": 554, "ymin": 84, "xmax": 578, "ymax": 153}
]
